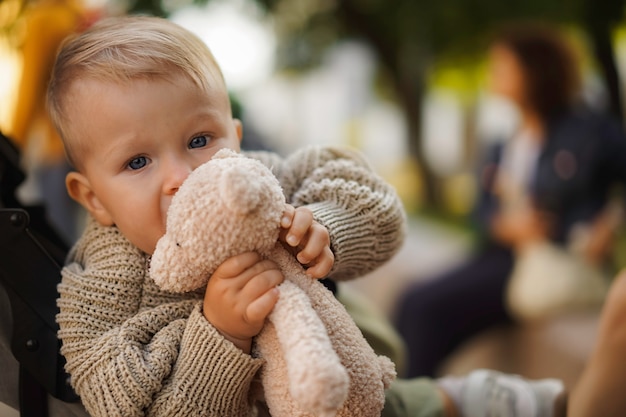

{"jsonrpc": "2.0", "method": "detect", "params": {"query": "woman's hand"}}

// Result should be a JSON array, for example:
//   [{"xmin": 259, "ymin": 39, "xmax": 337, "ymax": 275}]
[{"xmin": 491, "ymin": 203, "xmax": 553, "ymax": 250}]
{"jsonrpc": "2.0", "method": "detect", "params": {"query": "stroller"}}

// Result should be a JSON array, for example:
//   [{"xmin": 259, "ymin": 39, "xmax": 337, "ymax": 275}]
[{"xmin": 0, "ymin": 131, "xmax": 81, "ymax": 417}]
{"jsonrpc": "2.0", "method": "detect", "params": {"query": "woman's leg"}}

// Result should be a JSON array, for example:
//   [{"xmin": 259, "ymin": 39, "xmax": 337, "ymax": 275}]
[{"xmin": 394, "ymin": 244, "xmax": 515, "ymax": 378}]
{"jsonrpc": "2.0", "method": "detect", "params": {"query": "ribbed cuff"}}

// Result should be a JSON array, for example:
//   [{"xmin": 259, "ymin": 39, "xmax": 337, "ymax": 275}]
[{"xmin": 175, "ymin": 306, "xmax": 263, "ymax": 412}]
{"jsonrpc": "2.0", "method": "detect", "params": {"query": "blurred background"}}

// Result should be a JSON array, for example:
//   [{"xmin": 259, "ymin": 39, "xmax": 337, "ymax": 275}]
[
  {"xmin": 4, "ymin": 0, "xmax": 626, "ymax": 222},
  {"xmin": 2, "ymin": 0, "xmax": 626, "ymax": 393}
]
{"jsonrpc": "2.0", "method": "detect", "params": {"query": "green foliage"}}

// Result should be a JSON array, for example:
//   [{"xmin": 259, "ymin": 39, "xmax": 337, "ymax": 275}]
[
  {"xmin": 262, "ymin": 0, "xmax": 592, "ymax": 69},
  {"xmin": 123, "ymin": 0, "xmax": 625, "ymax": 79},
  {"xmin": 127, "ymin": 0, "xmax": 167, "ymax": 16}
]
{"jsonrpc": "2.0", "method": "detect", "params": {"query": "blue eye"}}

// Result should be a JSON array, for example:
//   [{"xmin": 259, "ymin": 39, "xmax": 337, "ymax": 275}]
[
  {"xmin": 128, "ymin": 156, "xmax": 147, "ymax": 170},
  {"xmin": 189, "ymin": 135, "xmax": 208, "ymax": 149}
]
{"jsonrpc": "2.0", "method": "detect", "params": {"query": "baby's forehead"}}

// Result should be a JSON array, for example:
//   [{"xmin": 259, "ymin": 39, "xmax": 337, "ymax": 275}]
[
  {"xmin": 66, "ymin": 71, "xmax": 229, "ymax": 124},
  {"xmin": 65, "ymin": 64, "xmax": 218, "ymax": 96},
  {"xmin": 68, "ymin": 69, "xmax": 215, "ymax": 92}
]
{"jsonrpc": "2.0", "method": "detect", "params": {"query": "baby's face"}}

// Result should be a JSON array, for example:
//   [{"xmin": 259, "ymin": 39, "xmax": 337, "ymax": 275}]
[{"xmin": 65, "ymin": 76, "xmax": 242, "ymax": 254}]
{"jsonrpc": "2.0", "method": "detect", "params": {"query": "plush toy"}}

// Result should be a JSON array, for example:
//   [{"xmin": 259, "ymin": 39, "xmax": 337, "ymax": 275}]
[{"xmin": 150, "ymin": 149, "xmax": 396, "ymax": 417}]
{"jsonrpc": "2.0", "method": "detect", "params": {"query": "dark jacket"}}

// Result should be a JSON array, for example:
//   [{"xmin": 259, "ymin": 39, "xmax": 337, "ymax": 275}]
[{"xmin": 474, "ymin": 107, "xmax": 626, "ymax": 245}]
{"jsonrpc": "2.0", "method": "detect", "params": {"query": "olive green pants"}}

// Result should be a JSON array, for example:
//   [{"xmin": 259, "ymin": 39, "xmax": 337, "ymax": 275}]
[
  {"xmin": 383, "ymin": 378, "xmax": 446, "ymax": 417},
  {"xmin": 338, "ymin": 285, "xmax": 446, "ymax": 417}
]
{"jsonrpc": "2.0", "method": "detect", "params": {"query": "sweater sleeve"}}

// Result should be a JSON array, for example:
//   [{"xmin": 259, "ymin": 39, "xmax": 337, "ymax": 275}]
[
  {"xmin": 248, "ymin": 146, "xmax": 407, "ymax": 281},
  {"xmin": 56, "ymin": 221, "xmax": 263, "ymax": 417}
]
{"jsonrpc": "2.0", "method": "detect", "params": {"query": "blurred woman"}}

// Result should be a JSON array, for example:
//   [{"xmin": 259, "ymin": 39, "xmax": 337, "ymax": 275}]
[{"xmin": 394, "ymin": 22, "xmax": 626, "ymax": 378}]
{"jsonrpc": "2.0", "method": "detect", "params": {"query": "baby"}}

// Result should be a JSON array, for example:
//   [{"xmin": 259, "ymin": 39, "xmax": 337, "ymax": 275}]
[{"xmin": 49, "ymin": 15, "xmax": 565, "ymax": 417}]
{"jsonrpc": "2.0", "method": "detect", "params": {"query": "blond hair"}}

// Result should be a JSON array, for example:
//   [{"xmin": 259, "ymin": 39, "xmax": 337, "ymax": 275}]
[{"xmin": 47, "ymin": 15, "xmax": 226, "ymax": 167}]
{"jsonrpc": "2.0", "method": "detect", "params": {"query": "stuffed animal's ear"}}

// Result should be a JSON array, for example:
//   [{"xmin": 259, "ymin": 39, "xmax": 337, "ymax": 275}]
[{"xmin": 221, "ymin": 165, "xmax": 264, "ymax": 214}]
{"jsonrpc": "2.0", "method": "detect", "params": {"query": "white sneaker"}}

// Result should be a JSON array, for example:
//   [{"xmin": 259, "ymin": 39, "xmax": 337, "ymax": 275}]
[{"xmin": 460, "ymin": 369, "xmax": 565, "ymax": 417}]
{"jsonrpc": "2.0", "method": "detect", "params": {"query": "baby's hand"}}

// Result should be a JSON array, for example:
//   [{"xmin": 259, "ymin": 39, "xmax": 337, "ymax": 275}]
[
  {"xmin": 279, "ymin": 204, "xmax": 334, "ymax": 279},
  {"xmin": 202, "ymin": 252, "xmax": 284, "ymax": 353}
]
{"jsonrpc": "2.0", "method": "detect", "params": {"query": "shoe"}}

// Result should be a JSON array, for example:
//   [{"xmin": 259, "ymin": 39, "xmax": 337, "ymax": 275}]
[{"xmin": 460, "ymin": 369, "xmax": 565, "ymax": 417}]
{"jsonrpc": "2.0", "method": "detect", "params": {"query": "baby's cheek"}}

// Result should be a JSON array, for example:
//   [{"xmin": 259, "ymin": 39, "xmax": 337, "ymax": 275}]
[{"xmin": 145, "ymin": 227, "xmax": 168, "ymax": 255}]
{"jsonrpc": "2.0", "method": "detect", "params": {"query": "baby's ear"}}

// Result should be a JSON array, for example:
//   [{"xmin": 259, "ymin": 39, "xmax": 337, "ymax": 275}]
[
  {"xmin": 233, "ymin": 118, "xmax": 243, "ymax": 142},
  {"xmin": 66, "ymin": 171, "xmax": 114, "ymax": 226}
]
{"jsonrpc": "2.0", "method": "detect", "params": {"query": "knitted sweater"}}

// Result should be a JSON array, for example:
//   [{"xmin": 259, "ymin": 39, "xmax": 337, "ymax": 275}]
[{"xmin": 56, "ymin": 146, "xmax": 406, "ymax": 417}]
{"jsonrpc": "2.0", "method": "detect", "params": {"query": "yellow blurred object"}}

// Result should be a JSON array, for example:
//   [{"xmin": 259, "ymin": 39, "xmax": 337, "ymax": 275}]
[
  {"xmin": 0, "ymin": 0, "xmax": 25, "ymax": 32},
  {"xmin": 441, "ymin": 173, "xmax": 476, "ymax": 217},
  {"xmin": 383, "ymin": 156, "xmax": 423, "ymax": 214},
  {"xmin": 0, "ymin": 41, "xmax": 21, "ymax": 131},
  {"xmin": 6, "ymin": 0, "xmax": 87, "ymax": 165}
]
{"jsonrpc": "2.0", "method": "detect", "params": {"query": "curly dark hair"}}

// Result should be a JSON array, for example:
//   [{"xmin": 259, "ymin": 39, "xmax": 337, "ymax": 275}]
[{"xmin": 493, "ymin": 22, "xmax": 581, "ymax": 123}]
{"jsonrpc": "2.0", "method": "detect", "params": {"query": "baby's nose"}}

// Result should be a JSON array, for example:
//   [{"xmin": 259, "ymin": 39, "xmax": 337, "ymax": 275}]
[{"xmin": 163, "ymin": 161, "xmax": 193, "ymax": 195}]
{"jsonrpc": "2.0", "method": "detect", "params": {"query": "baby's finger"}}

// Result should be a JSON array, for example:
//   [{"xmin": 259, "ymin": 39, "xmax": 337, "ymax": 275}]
[
  {"xmin": 246, "ymin": 287, "xmax": 280, "ymax": 324},
  {"xmin": 285, "ymin": 207, "xmax": 313, "ymax": 247},
  {"xmin": 213, "ymin": 252, "xmax": 262, "ymax": 279},
  {"xmin": 305, "ymin": 247, "xmax": 334, "ymax": 279},
  {"xmin": 296, "ymin": 222, "xmax": 330, "ymax": 264},
  {"xmin": 240, "ymin": 267, "xmax": 284, "ymax": 299},
  {"xmin": 281, "ymin": 204, "xmax": 296, "ymax": 229}
]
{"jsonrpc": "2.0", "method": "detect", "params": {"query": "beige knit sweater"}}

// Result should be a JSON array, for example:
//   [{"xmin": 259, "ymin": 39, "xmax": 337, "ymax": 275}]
[{"xmin": 56, "ymin": 146, "xmax": 406, "ymax": 417}]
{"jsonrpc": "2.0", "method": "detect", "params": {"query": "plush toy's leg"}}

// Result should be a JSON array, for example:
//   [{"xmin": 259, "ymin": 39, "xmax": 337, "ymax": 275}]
[
  {"xmin": 263, "ymin": 244, "xmax": 396, "ymax": 417},
  {"xmin": 266, "ymin": 279, "xmax": 349, "ymax": 417},
  {"xmin": 270, "ymin": 245, "xmax": 396, "ymax": 417}
]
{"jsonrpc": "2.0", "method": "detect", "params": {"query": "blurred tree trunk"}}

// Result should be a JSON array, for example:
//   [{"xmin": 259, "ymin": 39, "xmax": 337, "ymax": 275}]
[
  {"xmin": 336, "ymin": 1, "xmax": 441, "ymax": 210},
  {"xmin": 394, "ymin": 55, "xmax": 442, "ymax": 210},
  {"xmin": 583, "ymin": 0, "xmax": 625, "ymax": 124}
]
